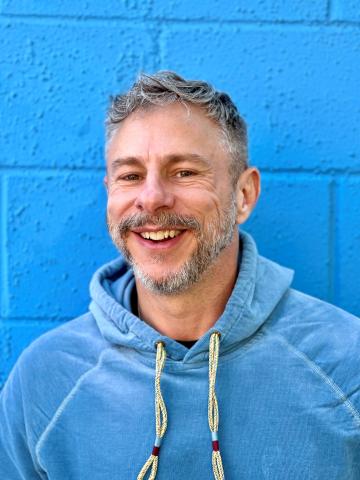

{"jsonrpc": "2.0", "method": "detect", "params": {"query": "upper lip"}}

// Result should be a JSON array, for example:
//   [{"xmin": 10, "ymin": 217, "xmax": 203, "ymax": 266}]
[{"xmin": 131, "ymin": 226, "xmax": 186, "ymax": 233}]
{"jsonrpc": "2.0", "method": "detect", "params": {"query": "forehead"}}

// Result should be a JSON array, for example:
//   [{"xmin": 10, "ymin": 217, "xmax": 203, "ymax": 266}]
[{"xmin": 106, "ymin": 102, "xmax": 228, "ymax": 165}]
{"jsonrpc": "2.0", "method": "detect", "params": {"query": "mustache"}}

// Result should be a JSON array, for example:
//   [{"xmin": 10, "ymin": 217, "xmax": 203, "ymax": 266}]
[{"xmin": 107, "ymin": 212, "xmax": 201, "ymax": 234}]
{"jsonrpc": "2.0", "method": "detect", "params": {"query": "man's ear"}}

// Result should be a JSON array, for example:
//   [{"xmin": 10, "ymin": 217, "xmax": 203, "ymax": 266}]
[
  {"xmin": 235, "ymin": 167, "xmax": 261, "ymax": 224},
  {"xmin": 104, "ymin": 175, "xmax": 108, "ymax": 192}
]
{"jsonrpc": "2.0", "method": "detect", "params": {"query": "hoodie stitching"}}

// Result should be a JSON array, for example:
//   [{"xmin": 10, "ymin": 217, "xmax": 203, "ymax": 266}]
[
  {"xmin": 272, "ymin": 333, "xmax": 360, "ymax": 429},
  {"xmin": 35, "ymin": 349, "xmax": 107, "ymax": 470},
  {"xmin": 126, "ymin": 330, "xmax": 267, "ymax": 373},
  {"xmin": 214, "ymin": 277, "xmax": 254, "ymax": 345}
]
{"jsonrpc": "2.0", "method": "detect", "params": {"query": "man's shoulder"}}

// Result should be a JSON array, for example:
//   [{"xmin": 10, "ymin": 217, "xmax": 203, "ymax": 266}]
[
  {"xmin": 7, "ymin": 312, "xmax": 108, "ymax": 406},
  {"xmin": 267, "ymin": 288, "xmax": 360, "ymax": 403},
  {"xmin": 0, "ymin": 312, "xmax": 109, "ymax": 453},
  {"xmin": 19, "ymin": 312, "xmax": 107, "ymax": 372},
  {"xmin": 275, "ymin": 287, "xmax": 360, "ymax": 335},
  {"xmin": 270, "ymin": 287, "xmax": 360, "ymax": 352}
]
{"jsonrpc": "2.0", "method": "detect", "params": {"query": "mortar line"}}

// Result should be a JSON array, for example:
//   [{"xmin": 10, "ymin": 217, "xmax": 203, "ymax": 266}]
[
  {"xmin": 0, "ymin": 318, "xmax": 67, "ymax": 325},
  {"xmin": 326, "ymin": 0, "xmax": 332, "ymax": 22},
  {"xmin": 148, "ymin": 20, "xmax": 162, "ymax": 72},
  {"xmin": 332, "ymin": 178, "xmax": 341, "ymax": 307},
  {"xmin": 0, "ymin": 176, "xmax": 9, "ymax": 318},
  {"xmin": 327, "ymin": 177, "xmax": 336, "ymax": 303},
  {"xmin": 1, "ymin": 165, "xmax": 360, "ymax": 176},
  {"xmin": 0, "ymin": 13, "xmax": 360, "ymax": 29},
  {"xmin": 0, "ymin": 165, "xmax": 105, "ymax": 174},
  {"xmin": 259, "ymin": 168, "xmax": 360, "ymax": 176},
  {"xmin": 156, "ymin": 21, "xmax": 164, "ymax": 70}
]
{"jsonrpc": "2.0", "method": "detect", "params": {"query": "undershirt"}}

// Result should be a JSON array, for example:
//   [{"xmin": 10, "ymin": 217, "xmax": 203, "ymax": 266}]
[{"xmin": 130, "ymin": 286, "xmax": 198, "ymax": 349}]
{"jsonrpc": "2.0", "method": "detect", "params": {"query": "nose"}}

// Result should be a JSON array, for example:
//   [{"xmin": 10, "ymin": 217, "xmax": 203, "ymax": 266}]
[{"xmin": 135, "ymin": 173, "xmax": 175, "ymax": 214}]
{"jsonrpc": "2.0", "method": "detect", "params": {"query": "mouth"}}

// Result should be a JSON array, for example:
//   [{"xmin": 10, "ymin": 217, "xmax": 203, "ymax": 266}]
[
  {"xmin": 130, "ymin": 227, "xmax": 187, "ymax": 248},
  {"xmin": 139, "ymin": 229, "xmax": 182, "ymax": 241}
]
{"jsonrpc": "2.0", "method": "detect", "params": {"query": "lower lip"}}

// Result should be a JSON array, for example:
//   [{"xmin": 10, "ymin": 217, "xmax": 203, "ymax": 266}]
[{"xmin": 132, "ymin": 231, "xmax": 187, "ymax": 250}]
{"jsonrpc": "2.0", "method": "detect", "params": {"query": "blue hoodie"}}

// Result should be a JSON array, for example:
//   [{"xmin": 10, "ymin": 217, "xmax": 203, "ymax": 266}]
[{"xmin": 1, "ymin": 231, "xmax": 360, "ymax": 479}]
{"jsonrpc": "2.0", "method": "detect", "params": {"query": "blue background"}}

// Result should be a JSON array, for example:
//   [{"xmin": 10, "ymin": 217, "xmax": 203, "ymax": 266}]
[{"xmin": 1, "ymin": 0, "xmax": 359, "ymax": 387}]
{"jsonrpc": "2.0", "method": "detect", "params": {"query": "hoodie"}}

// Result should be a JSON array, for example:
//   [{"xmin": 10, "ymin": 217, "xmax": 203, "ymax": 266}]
[{"xmin": 1, "ymin": 231, "xmax": 360, "ymax": 479}]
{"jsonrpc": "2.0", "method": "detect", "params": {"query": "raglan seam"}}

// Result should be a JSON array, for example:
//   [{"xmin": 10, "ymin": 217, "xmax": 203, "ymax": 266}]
[
  {"xmin": 34, "ymin": 348, "xmax": 108, "ymax": 471},
  {"xmin": 270, "ymin": 332, "xmax": 360, "ymax": 430}
]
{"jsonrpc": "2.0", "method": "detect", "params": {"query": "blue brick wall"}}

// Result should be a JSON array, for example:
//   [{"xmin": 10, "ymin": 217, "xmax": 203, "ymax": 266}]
[{"xmin": 1, "ymin": 1, "xmax": 359, "ymax": 387}]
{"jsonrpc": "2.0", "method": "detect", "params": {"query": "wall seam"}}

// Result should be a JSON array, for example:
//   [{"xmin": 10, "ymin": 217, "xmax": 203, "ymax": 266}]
[
  {"xmin": 2, "ymin": 166, "xmax": 360, "ymax": 176},
  {"xmin": 333, "ymin": 178, "xmax": 340, "ymax": 307},
  {"xmin": 0, "ymin": 316, "xmax": 73, "ymax": 321},
  {"xmin": 1, "ymin": 15, "xmax": 360, "ymax": 28},
  {"xmin": 326, "ymin": 0, "xmax": 332, "ymax": 22},
  {"xmin": 150, "ymin": 20, "xmax": 162, "ymax": 71},
  {"xmin": 0, "ymin": 319, "xmax": 65, "ymax": 326},
  {"xmin": 155, "ymin": 20, "xmax": 163, "ymax": 70},
  {"xmin": 0, "ymin": 166, "xmax": 104, "ymax": 173},
  {"xmin": 328, "ymin": 177, "xmax": 336, "ymax": 303},
  {"xmin": 0, "ymin": 175, "xmax": 9, "ymax": 318}
]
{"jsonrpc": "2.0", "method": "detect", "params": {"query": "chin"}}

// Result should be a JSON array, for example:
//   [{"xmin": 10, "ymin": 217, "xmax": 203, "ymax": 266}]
[{"xmin": 133, "ymin": 263, "xmax": 195, "ymax": 295}]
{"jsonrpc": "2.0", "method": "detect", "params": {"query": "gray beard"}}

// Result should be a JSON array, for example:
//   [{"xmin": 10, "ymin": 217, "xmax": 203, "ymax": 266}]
[{"xmin": 107, "ymin": 193, "xmax": 237, "ymax": 295}]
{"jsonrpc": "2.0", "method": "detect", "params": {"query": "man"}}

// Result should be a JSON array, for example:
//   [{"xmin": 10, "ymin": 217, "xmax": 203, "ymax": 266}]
[{"xmin": 1, "ymin": 71, "xmax": 360, "ymax": 479}]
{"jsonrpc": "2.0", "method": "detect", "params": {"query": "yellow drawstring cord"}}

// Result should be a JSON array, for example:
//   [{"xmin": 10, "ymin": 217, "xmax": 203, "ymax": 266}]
[
  {"xmin": 138, "ymin": 333, "xmax": 224, "ymax": 479},
  {"xmin": 208, "ymin": 332, "xmax": 225, "ymax": 479},
  {"xmin": 137, "ymin": 342, "xmax": 168, "ymax": 480}
]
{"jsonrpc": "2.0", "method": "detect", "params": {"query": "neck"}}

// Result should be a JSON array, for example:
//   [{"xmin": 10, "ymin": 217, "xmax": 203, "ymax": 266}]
[{"xmin": 136, "ymin": 233, "xmax": 240, "ymax": 341}]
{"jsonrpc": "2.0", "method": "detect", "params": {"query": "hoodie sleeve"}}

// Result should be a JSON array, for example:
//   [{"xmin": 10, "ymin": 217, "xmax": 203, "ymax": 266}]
[{"xmin": 0, "ymin": 362, "xmax": 46, "ymax": 479}]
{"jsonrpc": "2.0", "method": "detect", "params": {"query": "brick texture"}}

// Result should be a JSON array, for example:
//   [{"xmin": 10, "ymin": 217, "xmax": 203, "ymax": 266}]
[
  {"xmin": 151, "ymin": 0, "xmax": 328, "ymax": 21},
  {"xmin": 245, "ymin": 174, "xmax": 331, "ymax": 301},
  {"xmin": 161, "ymin": 26, "xmax": 360, "ymax": 171},
  {"xmin": 0, "ymin": 21, "xmax": 157, "ymax": 168},
  {"xmin": 336, "ymin": 178, "xmax": 360, "ymax": 314},
  {"xmin": 331, "ymin": 1, "xmax": 360, "ymax": 22},
  {"xmin": 0, "ymin": 321, "xmax": 60, "ymax": 387},
  {"xmin": 0, "ymin": 0, "xmax": 152, "ymax": 18},
  {"xmin": 0, "ymin": 2, "xmax": 359, "ymax": 387},
  {"xmin": 5, "ymin": 173, "xmax": 116, "ymax": 319}
]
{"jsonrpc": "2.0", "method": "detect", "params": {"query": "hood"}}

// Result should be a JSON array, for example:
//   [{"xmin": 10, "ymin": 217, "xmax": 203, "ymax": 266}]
[{"xmin": 89, "ymin": 231, "xmax": 294, "ymax": 363}]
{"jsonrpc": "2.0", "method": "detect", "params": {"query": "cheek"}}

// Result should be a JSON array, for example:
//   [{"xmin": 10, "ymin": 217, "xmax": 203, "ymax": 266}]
[
  {"xmin": 182, "ymin": 188, "xmax": 221, "ymax": 210},
  {"xmin": 196, "ymin": 193, "xmax": 223, "ymax": 217},
  {"xmin": 106, "ymin": 191, "xmax": 133, "ymax": 219}
]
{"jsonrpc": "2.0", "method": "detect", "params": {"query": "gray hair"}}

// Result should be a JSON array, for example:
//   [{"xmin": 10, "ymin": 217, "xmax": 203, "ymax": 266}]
[{"xmin": 106, "ymin": 71, "xmax": 248, "ymax": 183}]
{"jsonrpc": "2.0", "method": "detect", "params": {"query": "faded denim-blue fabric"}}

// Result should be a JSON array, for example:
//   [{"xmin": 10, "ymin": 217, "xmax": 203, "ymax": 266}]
[{"xmin": 1, "ymin": 231, "xmax": 360, "ymax": 479}]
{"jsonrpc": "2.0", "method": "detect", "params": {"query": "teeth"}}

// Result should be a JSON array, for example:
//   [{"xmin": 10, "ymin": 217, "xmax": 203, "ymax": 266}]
[{"xmin": 140, "ymin": 230, "xmax": 181, "ymax": 241}]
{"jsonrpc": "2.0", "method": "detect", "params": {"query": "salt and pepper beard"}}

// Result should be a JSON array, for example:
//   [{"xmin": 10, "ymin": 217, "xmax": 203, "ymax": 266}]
[{"xmin": 107, "ymin": 192, "xmax": 237, "ymax": 295}]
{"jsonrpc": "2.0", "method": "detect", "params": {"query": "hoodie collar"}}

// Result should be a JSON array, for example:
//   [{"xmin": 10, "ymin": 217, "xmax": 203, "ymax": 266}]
[{"xmin": 89, "ymin": 231, "xmax": 294, "ymax": 363}]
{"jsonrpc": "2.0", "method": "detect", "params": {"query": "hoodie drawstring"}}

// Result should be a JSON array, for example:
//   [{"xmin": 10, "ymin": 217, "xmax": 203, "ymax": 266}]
[
  {"xmin": 137, "ymin": 342, "xmax": 168, "ymax": 480},
  {"xmin": 208, "ymin": 332, "xmax": 225, "ymax": 479},
  {"xmin": 137, "ymin": 332, "xmax": 224, "ymax": 479}
]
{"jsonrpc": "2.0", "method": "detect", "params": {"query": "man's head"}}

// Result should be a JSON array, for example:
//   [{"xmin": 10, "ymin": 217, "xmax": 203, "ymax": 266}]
[
  {"xmin": 105, "ymin": 72, "xmax": 260, "ymax": 295},
  {"xmin": 106, "ymin": 71, "xmax": 248, "ymax": 187}
]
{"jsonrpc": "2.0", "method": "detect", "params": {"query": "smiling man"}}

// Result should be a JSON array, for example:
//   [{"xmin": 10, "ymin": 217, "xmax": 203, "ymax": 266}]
[
  {"xmin": 1, "ymin": 72, "xmax": 360, "ymax": 480},
  {"xmin": 105, "ymin": 99, "xmax": 258, "ymax": 343}
]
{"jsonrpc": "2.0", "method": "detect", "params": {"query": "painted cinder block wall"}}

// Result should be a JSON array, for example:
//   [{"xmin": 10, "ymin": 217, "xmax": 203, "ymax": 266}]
[{"xmin": 0, "ymin": 0, "xmax": 359, "ymax": 387}]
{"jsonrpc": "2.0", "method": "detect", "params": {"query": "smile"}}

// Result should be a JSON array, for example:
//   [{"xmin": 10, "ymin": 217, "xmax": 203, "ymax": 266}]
[{"xmin": 140, "ymin": 230, "xmax": 182, "ymax": 241}]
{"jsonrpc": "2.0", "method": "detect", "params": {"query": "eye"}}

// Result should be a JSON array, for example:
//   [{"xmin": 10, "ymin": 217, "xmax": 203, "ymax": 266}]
[
  {"xmin": 175, "ymin": 170, "xmax": 195, "ymax": 178},
  {"xmin": 119, "ymin": 173, "xmax": 141, "ymax": 181}
]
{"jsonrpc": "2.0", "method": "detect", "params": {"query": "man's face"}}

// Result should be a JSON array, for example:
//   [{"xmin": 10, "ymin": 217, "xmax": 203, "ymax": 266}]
[{"xmin": 105, "ymin": 102, "xmax": 240, "ymax": 294}]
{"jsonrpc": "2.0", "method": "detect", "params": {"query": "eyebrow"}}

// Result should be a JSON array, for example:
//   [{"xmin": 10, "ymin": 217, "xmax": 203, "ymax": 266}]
[
  {"xmin": 166, "ymin": 153, "xmax": 211, "ymax": 168},
  {"xmin": 109, "ymin": 153, "xmax": 211, "ymax": 174},
  {"xmin": 109, "ymin": 157, "xmax": 141, "ymax": 174}
]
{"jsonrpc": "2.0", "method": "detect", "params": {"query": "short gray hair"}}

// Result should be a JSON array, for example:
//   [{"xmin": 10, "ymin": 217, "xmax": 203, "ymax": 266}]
[{"xmin": 106, "ymin": 71, "xmax": 248, "ymax": 183}]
